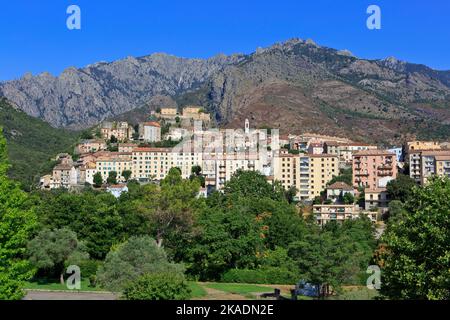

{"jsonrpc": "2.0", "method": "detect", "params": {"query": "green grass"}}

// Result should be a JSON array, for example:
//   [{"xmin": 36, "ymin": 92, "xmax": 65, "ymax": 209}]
[
  {"xmin": 188, "ymin": 282, "xmax": 207, "ymax": 298},
  {"xmin": 328, "ymin": 286, "xmax": 380, "ymax": 300},
  {"xmin": 204, "ymin": 283, "xmax": 271, "ymax": 295},
  {"xmin": 24, "ymin": 278, "xmax": 104, "ymax": 292}
]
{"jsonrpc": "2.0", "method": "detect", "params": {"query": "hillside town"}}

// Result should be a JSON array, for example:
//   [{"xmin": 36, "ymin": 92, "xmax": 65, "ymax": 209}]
[{"xmin": 39, "ymin": 106, "xmax": 450, "ymax": 227}]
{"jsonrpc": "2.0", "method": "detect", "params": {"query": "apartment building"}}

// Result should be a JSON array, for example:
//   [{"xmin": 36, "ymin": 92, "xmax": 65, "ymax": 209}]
[
  {"xmin": 309, "ymin": 154, "xmax": 339, "ymax": 199},
  {"xmin": 352, "ymin": 150, "xmax": 397, "ymax": 190},
  {"xmin": 215, "ymin": 152, "xmax": 263, "ymax": 189},
  {"xmin": 406, "ymin": 142, "xmax": 446, "ymax": 184},
  {"xmin": 273, "ymin": 151, "xmax": 338, "ymax": 201},
  {"xmin": 325, "ymin": 142, "xmax": 378, "ymax": 166},
  {"xmin": 418, "ymin": 150, "xmax": 450, "ymax": 185},
  {"xmin": 132, "ymin": 147, "xmax": 171, "ymax": 181},
  {"xmin": 96, "ymin": 155, "xmax": 132, "ymax": 183},
  {"xmin": 313, "ymin": 204, "xmax": 377, "ymax": 226}
]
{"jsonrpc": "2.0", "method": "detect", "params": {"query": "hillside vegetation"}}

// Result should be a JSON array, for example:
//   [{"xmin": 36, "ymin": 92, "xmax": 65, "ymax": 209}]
[{"xmin": 0, "ymin": 98, "xmax": 79, "ymax": 189}]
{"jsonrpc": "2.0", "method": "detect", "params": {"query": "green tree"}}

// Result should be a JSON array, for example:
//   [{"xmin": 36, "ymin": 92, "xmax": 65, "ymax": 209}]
[
  {"xmin": 386, "ymin": 174, "xmax": 417, "ymax": 203},
  {"xmin": 122, "ymin": 170, "xmax": 132, "ymax": 182},
  {"xmin": 35, "ymin": 190, "xmax": 124, "ymax": 260},
  {"xmin": 93, "ymin": 172, "xmax": 103, "ymax": 188},
  {"xmin": 0, "ymin": 129, "xmax": 37, "ymax": 300},
  {"xmin": 288, "ymin": 231, "xmax": 359, "ymax": 298},
  {"xmin": 135, "ymin": 168, "xmax": 201, "ymax": 249},
  {"xmin": 342, "ymin": 192, "xmax": 355, "ymax": 204},
  {"xmin": 284, "ymin": 186, "xmax": 298, "ymax": 204},
  {"xmin": 380, "ymin": 177, "xmax": 450, "ymax": 300},
  {"xmin": 27, "ymin": 228, "xmax": 88, "ymax": 285},
  {"xmin": 110, "ymin": 135, "xmax": 118, "ymax": 143},
  {"xmin": 225, "ymin": 170, "xmax": 284, "ymax": 201},
  {"xmin": 107, "ymin": 171, "xmax": 118, "ymax": 185},
  {"xmin": 122, "ymin": 272, "xmax": 191, "ymax": 300},
  {"xmin": 327, "ymin": 168, "xmax": 352, "ymax": 186},
  {"xmin": 80, "ymin": 130, "xmax": 94, "ymax": 140},
  {"xmin": 96, "ymin": 236, "xmax": 184, "ymax": 292}
]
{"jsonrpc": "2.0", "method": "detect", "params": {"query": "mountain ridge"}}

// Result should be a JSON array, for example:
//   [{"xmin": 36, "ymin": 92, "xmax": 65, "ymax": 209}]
[{"xmin": 1, "ymin": 38, "xmax": 449, "ymax": 144}]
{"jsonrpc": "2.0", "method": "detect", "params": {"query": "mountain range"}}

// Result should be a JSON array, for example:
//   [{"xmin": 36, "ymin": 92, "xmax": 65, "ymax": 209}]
[{"xmin": 1, "ymin": 38, "xmax": 450, "ymax": 145}]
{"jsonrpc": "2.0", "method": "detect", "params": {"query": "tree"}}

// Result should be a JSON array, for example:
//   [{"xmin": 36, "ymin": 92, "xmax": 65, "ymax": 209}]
[
  {"xmin": 342, "ymin": 192, "xmax": 355, "ymax": 204},
  {"xmin": 122, "ymin": 170, "xmax": 132, "ymax": 182},
  {"xmin": 96, "ymin": 236, "xmax": 184, "ymax": 292},
  {"xmin": 27, "ymin": 228, "xmax": 87, "ymax": 285},
  {"xmin": 284, "ymin": 186, "xmax": 298, "ymax": 204},
  {"xmin": 0, "ymin": 130, "xmax": 37, "ymax": 300},
  {"xmin": 288, "ymin": 231, "xmax": 361, "ymax": 298},
  {"xmin": 386, "ymin": 174, "xmax": 417, "ymax": 203},
  {"xmin": 135, "ymin": 168, "xmax": 201, "ymax": 249},
  {"xmin": 110, "ymin": 135, "xmax": 118, "ymax": 144},
  {"xmin": 327, "ymin": 168, "xmax": 352, "ymax": 187},
  {"xmin": 35, "ymin": 190, "xmax": 125, "ymax": 260},
  {"xmin": 107, "ymin": 171, "xmax": 117, "ymax": 185},
  {"xmin": 189, "ymin": 165, "xmax": 205, "ymax": 187},
  {"xmin": 380, "ymin": 177, "xmax": 450, "ymax": 300},
  {"xmin": 122, "ymin": 272, "xmax": 191, "ymax": 300},
  {"xmin": 80, "ymin": 130, "xmax": 93, "ymax": 140},
  {"xmin": 224, "ymin": 170, "xmax": 284, "ymax": 201},
  {"xmin": 93, "ymin": 172, "xmax": 103, "ymax": 188}
]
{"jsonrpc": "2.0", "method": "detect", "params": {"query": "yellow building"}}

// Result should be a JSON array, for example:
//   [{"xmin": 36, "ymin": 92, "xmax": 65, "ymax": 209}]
[
  {"xmin": 132, "ymin": 147, "xmax": 171, "ymax": 181},
  {"xmin": 308, "ymin": 154, "xmax": 339, "ymax": 198},
  {"xmin": 96, "ymin": 156, "xmax": 132, "ymax": 183},
  {"xmin": 160, "ymin": 107, "xmax": 178, "ymax": 116},
  {"xmin": 273, "ymin": 151, "xmax": 338, "ymax": 201}
]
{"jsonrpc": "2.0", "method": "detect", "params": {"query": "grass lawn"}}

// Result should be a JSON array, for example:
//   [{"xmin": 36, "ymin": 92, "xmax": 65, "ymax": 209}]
[
  {"xmin": 204, "ymin": 283, "xmax": 272, "ymax": 295},
  {"xmin": 25, "ymin": 278, "xmax": 104, "ymax": 292},
  {"xmin": 328, "ymin": 286, "xmax": 379, "ymax": 300},
  {"xmin": 188, "ymin": 282, "xmax": 207, "ymax": 298}
]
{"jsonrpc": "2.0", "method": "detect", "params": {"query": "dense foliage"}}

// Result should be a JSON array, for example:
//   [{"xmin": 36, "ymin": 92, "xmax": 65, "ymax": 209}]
[
  {"xmin": 380, "ymin": 177, "xmax": 450, "ymax": 300},
  {"xmin": 0, "ymin": 98, "xmax": 79, "ymax": 189},
  {"xmin": 0, "ymin": 129, "xmax": 37, "ymax": 299},
  {"xmin": 96, "ymin": 236, "xmax": 184, "ymax": 292},
  {"xmin": 122, "ymin": 272, "xmax": 191, "ymax": 300}
]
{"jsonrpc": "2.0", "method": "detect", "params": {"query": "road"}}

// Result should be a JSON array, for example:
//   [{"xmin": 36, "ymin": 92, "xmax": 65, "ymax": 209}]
[{"xmin": 23, "ymin": 290, "xmax": 118, "ymax": 300}]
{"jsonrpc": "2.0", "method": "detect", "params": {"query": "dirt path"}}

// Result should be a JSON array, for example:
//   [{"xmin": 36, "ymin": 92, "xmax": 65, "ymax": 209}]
[{"xmin": 192, "ymin": 284, "xmax": 248, "ymax": 300}]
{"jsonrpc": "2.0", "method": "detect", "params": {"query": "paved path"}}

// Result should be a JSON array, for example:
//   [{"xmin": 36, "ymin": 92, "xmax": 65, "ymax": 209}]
[{"xmin": 23, "ymin": 290, "xmax": 118, "ymax": 300}]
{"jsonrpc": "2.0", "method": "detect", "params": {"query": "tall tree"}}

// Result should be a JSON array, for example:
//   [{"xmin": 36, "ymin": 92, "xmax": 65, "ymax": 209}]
[
  {"xmin": 136, "ymin": 168, "xmax": 201, "ymax": 249},
  {"xmin": 27, "ymin": 228, "xmax": 88, "ymax": 285},
  {"xmin": 380, "ymin": 177, "xmax": 450, "ymax": 300},
  {"xmin": 386, "ymin": 174, "xmax": 417, "ymax": 203},
  {"xmin": 93, "ymin": 172, "xmax": 103, "ymax": 188},
  {"xmin": 0, "ymin": 129, "xmax": 37, "ymax": 299}
]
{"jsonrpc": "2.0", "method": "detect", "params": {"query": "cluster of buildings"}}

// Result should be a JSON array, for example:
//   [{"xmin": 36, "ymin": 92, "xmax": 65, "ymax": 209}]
[{"xmin": 41, "ymin": 114, "xmax": 449, "ymax": 225}]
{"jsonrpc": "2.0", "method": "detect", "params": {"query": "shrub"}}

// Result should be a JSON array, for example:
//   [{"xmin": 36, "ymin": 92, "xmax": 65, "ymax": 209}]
[
  {"xmin": 96, "ymin": 236, "xmax": 184, "ymax": 292},
  {"xmin": 122, "ymin": 272, "xmax": 191, "ymax": 300},
  {"xmin": 221, "ymin": 267, "xmax": 298, "ymax": 285}
]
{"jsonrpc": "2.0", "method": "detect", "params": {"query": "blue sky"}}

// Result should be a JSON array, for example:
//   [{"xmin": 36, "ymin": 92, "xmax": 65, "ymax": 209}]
[{"xmin": 1, "ymin": 0, "xmax": 449, "ymax": 80}]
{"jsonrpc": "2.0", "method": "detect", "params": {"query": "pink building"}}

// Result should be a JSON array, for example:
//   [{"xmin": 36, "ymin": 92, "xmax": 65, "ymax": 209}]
[{"xmin": 352, "ymin": 150, "xmax": 398, "ymax": 190}]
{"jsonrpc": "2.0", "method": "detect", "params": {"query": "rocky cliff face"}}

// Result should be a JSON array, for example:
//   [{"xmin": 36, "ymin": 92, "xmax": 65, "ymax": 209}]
[
  {"xmin": 1, "ymin": 38, "xmax": 449, "ymax": 144},
  {"xmin": 0, "ymin": 53, "xmax": 244, "ymax": 129},
  {"xmin": 178, "ymin": 39, "xmax": 450, "ymax": 144}
]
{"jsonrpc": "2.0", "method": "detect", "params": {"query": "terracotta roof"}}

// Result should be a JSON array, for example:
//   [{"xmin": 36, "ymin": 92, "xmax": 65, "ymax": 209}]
[
  {"xmin": 420, "ymin": 150, "xmax": 450, "ymax": 156},
  {"xmin": 133, "ymin": 147, "xmax": 171, "ymax": 152},
  {"xmin": 142, "ymin": 121, "xmax": 161, "ymax": 127},
  {"xmin": 353, "ymin": 150, "xmax": 395, "ymax": 156},
  {"xmin": 327, "ymin": 182, "xmax": 353, "ymax": 191}
]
